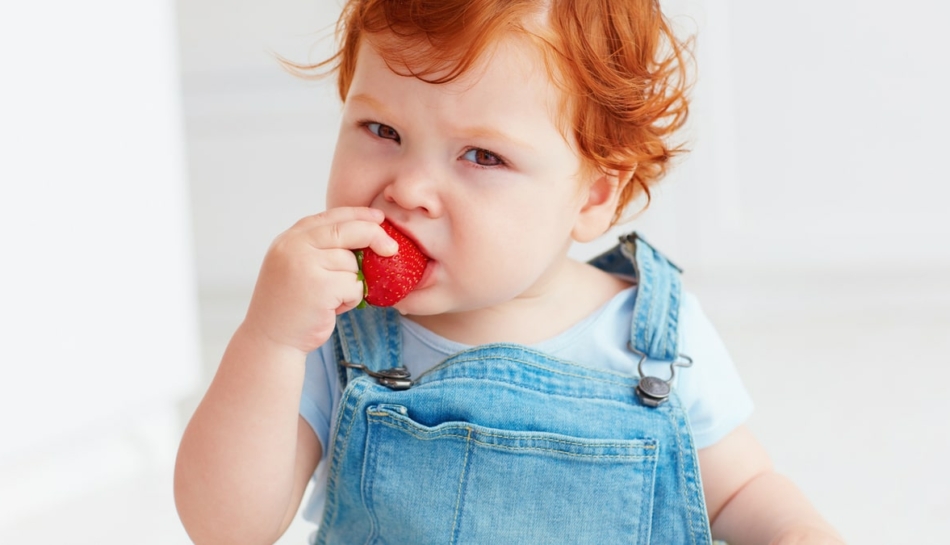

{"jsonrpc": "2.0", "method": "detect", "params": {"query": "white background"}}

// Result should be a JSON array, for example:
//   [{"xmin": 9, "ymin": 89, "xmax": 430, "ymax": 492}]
[{"xmin": 1, "ymin": 0, "xmax": 948, "ymax": 543}]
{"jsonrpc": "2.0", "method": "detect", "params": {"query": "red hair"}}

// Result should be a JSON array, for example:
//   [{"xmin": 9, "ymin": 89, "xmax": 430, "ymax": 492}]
[{"xmin": 286, "ymin": 0, "xmax": 692, "ymax": 222}]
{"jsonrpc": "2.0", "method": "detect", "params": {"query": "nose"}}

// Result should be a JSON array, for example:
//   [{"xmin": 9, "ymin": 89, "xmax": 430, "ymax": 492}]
[{"xmin": 381, "ymin": 164, "xmax": 443, "ymax": 218}]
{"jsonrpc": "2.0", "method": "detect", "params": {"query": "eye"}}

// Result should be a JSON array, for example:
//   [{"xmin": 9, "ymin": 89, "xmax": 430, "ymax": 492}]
[
  {"xmin": 365, "ymin": 122, "xmax": 400, "ymax": 143},
  {"xmin": 461, "ymin": 148, "xmax": 506, "ymax": 167}
]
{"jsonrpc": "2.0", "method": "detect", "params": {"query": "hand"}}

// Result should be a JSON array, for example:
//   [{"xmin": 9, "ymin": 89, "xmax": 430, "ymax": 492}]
[{"xmin": 241, "ymin": 207, "xmax": 397, "ymax": 354}]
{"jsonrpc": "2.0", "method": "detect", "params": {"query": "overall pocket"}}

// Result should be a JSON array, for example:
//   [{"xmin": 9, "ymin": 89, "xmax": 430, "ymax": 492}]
[{"xmin": 363, "ymin": 404, "xmax": 659, "ymax": 545}]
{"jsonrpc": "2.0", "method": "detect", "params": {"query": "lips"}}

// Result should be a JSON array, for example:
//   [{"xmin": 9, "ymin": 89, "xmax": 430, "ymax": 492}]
[
  {"xmin": 387, "ymin": 221, "xmax": 430, "ymax": 260},
  {"xmin": 387, "ymin": 222, "xmax": 435, "ymax": 292},
  {"xmin": 413, "ymin": 258, "xmax": 435, "ymax": 291},
  {"xmin": 387, "ymin": 221, "xmax": 441, "ymax": 296}
]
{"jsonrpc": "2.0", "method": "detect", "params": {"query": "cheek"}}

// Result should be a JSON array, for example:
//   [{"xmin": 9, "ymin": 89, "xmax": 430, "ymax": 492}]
[
  {"xmin": 325, "ymin": 178, "xmax": 351, "ymax": 209},
  {"xmin": 325, "ymin": 147, "xmax": 376, "ymax": 208},
  {"xmin": 455, "ymin": 212, "xmax": 543, "ymax": 272},
  {"xmin": 454, "ymin": 192, "xmax": 566, "ymax": 254},
  {"xmin": 325, "ymin": 145, "xmax": 349, "ymax": 208}
]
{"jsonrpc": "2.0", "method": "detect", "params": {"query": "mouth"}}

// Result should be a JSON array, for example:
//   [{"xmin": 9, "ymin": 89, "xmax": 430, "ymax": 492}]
[
  {"xmin": 390, "ymin": 223, "xmax": 437, "ymax": 287},
  {"xmin": 388, "ymin": 220, "xmax": 431, "ymax": 260},
  {"xmin": 385, "ymin": 219, "xmax": 435, "ymax": 292},
  {"xmin": 415, "ymin": 259, "xmax": 436, "ymax": 291}
]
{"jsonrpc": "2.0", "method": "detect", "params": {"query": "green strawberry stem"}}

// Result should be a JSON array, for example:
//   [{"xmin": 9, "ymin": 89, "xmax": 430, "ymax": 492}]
[{"xmin": 355, "ymin": 250, "xmax": 369, "ymax": 309}]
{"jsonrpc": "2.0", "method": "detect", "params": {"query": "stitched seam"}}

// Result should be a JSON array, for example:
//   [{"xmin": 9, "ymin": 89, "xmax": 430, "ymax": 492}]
[
  {"xmin": 634, "ymin": 245, "xmax": 654, "ymax": 355},
  {"xmin": 319, "ymin": 382, "xmax": 368, "ymax": 538},
  {"xmin": 668, "ymin": 402, "xmax": 697, "ymax": 543},
  {"xmin": 663, "ymin": 275, "xmax": 681, "ymax": 359},
  {"xmin": 409, "ymin": 376, "xmax": 635, "ymax": 403},
  {"xmin": 366, "ymin": 412, "xmax": 657, "ymax": 449},
  {"xmin": 368, "ymin": 418, "xmax": 657, "ymax": 460},
  {"xmin": 449, "ymin": 427, "xmax": 473, "ymax": 545},
  {"xmin": 360, "ymin": 418, "xmax": 380, "ymax": 545},
  {"xmin": 640, "ymin": 444, "xmax": 658, "ymax": 545},
  {"xmin": 677, "ymin": 401, "xmax": 710, "ymax": 543},
  {"xmin": 416, "ymin": 363, "xmax": 634, "ymax": 387},
  {"xmin": 342, "ymin": 314, "xmax": 362, "ymax": 368},
  {"xmin": 385, "ymin": 308, "xmax": 401, "ymax": 370}
]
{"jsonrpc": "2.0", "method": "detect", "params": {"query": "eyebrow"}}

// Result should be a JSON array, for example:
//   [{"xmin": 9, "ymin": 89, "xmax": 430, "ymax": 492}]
[
  {"xmin": 348, "ymin": 93, "xmax": 394, "ymax": 118},
  {"xmin": 458, "ymin": 126, "xmax": 536, "ymax": 153},
  {"xmin": 347, "ymin": 92, "xmax": 536, "ymax": 152}
]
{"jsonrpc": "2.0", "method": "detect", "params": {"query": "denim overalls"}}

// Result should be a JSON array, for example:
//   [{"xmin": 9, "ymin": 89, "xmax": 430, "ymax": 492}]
[{"xmin": 314, "ymin": 233, "xmax": 712, "ymax": 544}]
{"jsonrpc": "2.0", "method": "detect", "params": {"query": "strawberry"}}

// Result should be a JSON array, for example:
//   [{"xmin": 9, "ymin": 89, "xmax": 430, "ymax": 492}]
[{"xmin": 356, "ymin": 220, "xmax": 429, "ymax": 307}]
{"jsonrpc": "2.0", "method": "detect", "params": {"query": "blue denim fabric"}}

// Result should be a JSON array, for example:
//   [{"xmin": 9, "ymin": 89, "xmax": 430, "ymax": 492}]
[{"xmin": 315, "ymin": 233, "xmax": 711, "ymax": 544}]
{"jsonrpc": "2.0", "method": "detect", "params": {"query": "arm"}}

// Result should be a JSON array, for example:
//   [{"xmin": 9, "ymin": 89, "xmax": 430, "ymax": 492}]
[
  {"xmin": 174, "ymin": 207, "xmax": 396, "ymax": 545},
  {"xmin": 700, "ymin": 425, "xmax": 845, "ymax": 545},
  {"xmin": 174, "ymin": 331, "xmax": 319, "ymax": 545}
]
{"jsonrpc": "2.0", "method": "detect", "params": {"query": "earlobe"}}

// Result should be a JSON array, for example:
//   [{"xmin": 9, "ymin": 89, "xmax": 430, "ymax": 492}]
[{"xmin": 572, "ymin": 169, "xmax": 630, "ymax": 243}]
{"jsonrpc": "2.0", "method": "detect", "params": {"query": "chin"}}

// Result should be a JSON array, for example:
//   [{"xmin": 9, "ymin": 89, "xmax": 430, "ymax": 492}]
[
  {"xmin": 391, "ymin": 292, "xmax": 448, "ymax": 318},
  {"xmin": 390, "ymin": 296, "xmax": 423, "ymax": 317},
  {"xmin": 392, "ymin": 302, "xmax": 431, "ymax": 318}
]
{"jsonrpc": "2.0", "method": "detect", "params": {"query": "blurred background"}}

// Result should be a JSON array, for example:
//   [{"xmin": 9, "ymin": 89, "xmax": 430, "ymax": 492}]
[{"xmin": 1, "ymin": 0, "xmax": 948, "ymax": 543}]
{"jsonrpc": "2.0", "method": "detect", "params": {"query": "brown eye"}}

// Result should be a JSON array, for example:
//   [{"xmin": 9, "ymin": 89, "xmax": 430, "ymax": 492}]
[
  {"xmin": 462, "ymin": 148, "xmax": 504, "ymax": 167},
  {"xmin": 367, "ymin": 122, "xmax": 400, "ymax": 143}
]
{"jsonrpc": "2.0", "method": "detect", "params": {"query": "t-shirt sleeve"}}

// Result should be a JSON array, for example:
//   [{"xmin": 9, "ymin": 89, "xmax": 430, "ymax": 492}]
[
  {"xmin": 675, "ymin": 291, "xmax": 754, "ymax": 449},
  {"xmin": 298, "ymin": 342, "xmax": 340, "ymax": 456}
]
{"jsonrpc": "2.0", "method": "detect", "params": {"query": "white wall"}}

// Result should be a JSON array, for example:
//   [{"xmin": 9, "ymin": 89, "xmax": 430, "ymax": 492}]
[
  {"xmin": 178, "ymin": 0, "xmax": 342, "ymax": 292},
  {"xmin": 700, "ymin": 0, "xmax": 950, "ymax": 274},
  {"xmin": 0, "ymin": 0, "xmax": 200, "ymax": 535}
]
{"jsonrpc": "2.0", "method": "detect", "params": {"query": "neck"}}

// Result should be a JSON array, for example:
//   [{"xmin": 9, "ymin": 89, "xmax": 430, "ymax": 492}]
[{"xmin": 406, "ymin": 260, "xmax": 631, "ymax": 346}]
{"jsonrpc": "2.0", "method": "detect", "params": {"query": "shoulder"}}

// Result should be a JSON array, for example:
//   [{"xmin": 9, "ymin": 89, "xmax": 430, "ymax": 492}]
[
  {"xmin": 564, "ymin": 260, "xmax": 634, "ymax": 318},
  {"xmin": 677, "ymin": 292, "xmax": 727, "ymax": 357},
  {"xmin": 675, "ymin": 290, "xmax": 755, "ymax": 448}
]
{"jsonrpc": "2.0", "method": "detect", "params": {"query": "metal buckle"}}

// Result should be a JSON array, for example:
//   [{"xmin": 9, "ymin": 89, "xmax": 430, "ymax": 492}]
[
  {"xmin": 340, "ymin": 361, "xmax": 413, "ymax": 390},
  {"xmin": 628, "ymin": 344, "xmax": 693, "ymax": 407}
]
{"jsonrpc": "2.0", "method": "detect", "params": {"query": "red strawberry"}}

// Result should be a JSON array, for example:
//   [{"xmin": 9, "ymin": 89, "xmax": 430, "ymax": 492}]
[{"xmin": 357, "ymin": 220, "xmax": 429, "ymax": 307}]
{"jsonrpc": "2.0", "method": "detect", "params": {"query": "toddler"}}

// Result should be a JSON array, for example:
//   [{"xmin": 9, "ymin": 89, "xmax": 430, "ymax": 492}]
[{"xmin": 175, "ymin": 0, "xmax": 844, "ymax": 543}]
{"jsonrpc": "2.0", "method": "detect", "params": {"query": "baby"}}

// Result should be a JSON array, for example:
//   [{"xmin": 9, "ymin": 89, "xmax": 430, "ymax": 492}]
[{"xmin": 175, "ymin": 0, "xmax": 844, "ymax": 543}]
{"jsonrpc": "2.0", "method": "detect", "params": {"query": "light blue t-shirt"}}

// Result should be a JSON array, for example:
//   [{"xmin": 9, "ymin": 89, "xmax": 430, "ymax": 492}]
[{"xmin": 298, "ymin": 287, "xmax": 754, "ymax": 525}]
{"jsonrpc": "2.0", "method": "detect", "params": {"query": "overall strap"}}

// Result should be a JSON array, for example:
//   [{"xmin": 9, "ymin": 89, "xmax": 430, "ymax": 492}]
[
  {"xmin": 332, "ymin": 306, "xmax": 403, "ymax": 387},
  {"xmin": 588, "ymin": 232, "xmax": 683, "ymax": 362}
]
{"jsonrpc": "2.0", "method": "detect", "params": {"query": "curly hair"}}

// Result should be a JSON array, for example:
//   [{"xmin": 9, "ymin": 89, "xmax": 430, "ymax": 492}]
[{"xmin": 286, "ymin": 0, "xmax": 692, "ymax": 223}]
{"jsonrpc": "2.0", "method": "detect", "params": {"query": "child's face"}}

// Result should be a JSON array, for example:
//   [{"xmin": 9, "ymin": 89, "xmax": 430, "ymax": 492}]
[{"xmin": 327, "ymin": 35, "xmax": 601, "ymax": 317}]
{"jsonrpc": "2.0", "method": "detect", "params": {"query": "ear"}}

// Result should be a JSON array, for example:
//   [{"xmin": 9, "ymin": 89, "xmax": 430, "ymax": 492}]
[{"xmin": 571, "ymin": 168, "xmax": 631, "ymax": 243}]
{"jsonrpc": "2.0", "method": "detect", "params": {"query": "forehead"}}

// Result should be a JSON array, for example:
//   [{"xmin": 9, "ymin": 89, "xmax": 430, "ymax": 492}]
[{"xmin": 348, "ymin": 34, "xmax": 569, "ymax": 135}]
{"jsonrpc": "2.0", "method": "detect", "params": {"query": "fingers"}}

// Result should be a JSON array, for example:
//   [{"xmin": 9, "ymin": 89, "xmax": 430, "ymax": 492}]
[
  {"xmin": 296, "ymin": 207, "xmax": 398, "ymax": 257},
  {"xmin": 316, "ymin": 248, "xmax": 362, "ymax": 273},
  {"xmin": 329, "ymin": 268, "xmax": 367, "ymax": 308},
  {"xmin": 291, "ymin": 206, "xmax": 384, "ymax": 230}
]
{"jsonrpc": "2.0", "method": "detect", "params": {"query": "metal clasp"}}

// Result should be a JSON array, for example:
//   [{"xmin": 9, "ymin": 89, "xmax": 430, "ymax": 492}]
[
  {"xmin": 340, "ymin": 361, "xmax": 413, "ymax": 390},
  {"xmin": 628, "ymin": 344, "xmax": 693, "ymax": 407}
]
